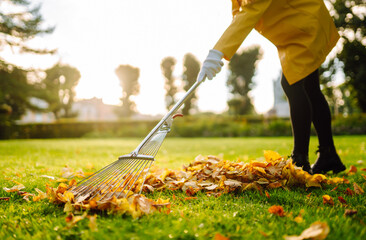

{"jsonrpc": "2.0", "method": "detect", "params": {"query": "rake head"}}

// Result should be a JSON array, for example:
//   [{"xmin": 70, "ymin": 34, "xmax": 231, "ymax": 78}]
[
  {"xmin": 69, "ymin": 117, "xmax": 177, "ymax": 202},
  {"xmin": 69, "ymin": 155, "xmax": 154, "ymax": 202}
]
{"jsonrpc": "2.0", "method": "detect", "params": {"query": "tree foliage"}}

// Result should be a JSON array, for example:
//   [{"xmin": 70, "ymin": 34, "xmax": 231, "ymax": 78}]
[
  {"xmin": 161, "ymin": 57, "xmax": 177, "ymax": 111},
  {"xmin": 227, "ymin": 46, "xmax": 262, "ymax": 115},
  {"xmin": 0, "ymin": 0, "xmax": 54, "ymax": 123},
  {"xmin": 182, "ymin": 53, "xmax": 200, "ymax": 115},
  {"xmin": 115, "ymin": 65, "xmax": 140, "ymax": 117},
  {"xmin": 0, "ymin": 61, "xmax": 36, "ymax": 124},
  {"xmin": 325, "ymin": 0, "xmax": 366, "ymax": 113},
  {"xmin": 40, "ymin": 64, "xmax": 81, "ymax": 119}
]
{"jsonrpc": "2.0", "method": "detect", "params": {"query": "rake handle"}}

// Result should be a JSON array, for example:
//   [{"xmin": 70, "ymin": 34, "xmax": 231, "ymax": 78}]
[{"xmin": 131, "ymin": 75, "xmax": 206, "ymax": 156}]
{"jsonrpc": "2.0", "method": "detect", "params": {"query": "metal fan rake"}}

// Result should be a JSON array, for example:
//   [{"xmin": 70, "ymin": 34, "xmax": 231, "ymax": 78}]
[{"xmin": 70, "ymin": 75, "xmax": 206, "ymax": 202}]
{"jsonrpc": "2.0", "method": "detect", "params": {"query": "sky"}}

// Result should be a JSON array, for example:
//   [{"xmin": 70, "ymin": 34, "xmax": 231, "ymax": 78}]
[{"xmin": 4, "ymin": 0, "xmax": 284, "ymax": 115}]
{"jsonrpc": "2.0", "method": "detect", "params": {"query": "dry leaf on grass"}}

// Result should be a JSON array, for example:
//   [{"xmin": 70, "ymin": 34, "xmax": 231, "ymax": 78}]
[
  {"xmin": 353, "ymin": 183, "xmax": 364, "ymax": 195},
  {"xmin": 268, "ymin": 205, "xmax": 286, "ymax": 217},
  {"xmin": 322, "ymin": 195, "xmax": 334, "ymax": 206},
  {"xmin": 284, "ymin": 221, "xmax": 329, "ymax": 240},
  {"xmin": 344, "ymin": 209, "xmax": 357, "ymax": 217},
  {"xmin": 37, "ymin": 151, "xmax": 355, "ymax": 217},
  {"xmin": 214, "ymin": 233, "xmax": 230, "ymax": 240},
  {"xmin": 338, "ymin": 196, "xmax": 347, "ymax": 205},
  {"xmin": 348, "ymin": 165, "xmax": 357, "ymax": 175},
  {"xmin": 3, "ymin": 184, "xmax": 25, "ymax": 192}
]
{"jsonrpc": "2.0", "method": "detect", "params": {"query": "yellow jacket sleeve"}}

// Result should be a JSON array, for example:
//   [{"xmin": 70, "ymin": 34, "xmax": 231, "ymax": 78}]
[{"xmin": 214, "ymin": 0, "xmax": 272, "ymax": 60}]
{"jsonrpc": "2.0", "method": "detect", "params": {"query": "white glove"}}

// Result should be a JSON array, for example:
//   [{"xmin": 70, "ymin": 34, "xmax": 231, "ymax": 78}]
[{"xmin": 198, "ymin": 49, "xmax": 224, "ymax": 81}]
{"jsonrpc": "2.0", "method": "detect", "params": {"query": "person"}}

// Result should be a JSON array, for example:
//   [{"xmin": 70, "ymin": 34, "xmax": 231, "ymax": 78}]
[{"xmin": 198, "ymin": 0, "xmax": 346, "ymax": 174}]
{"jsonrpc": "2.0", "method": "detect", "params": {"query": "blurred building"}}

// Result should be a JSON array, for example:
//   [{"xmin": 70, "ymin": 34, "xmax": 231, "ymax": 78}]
[
  {"xmin": 19, "ymin": 97, "xmax": 118, "ymax": 123},
  {"xmin": 266, "ymin": 77, "xmax": 290, "ymax": 118},
  {"xmin": 19, "ymin": 98, "xmax": 55, "ymax": 123},
  {"xmin": 72, "ymin": 97, "xmax": 118, "ymax": 122}
]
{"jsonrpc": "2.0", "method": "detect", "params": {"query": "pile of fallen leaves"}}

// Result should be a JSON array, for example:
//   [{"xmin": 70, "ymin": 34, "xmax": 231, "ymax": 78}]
[
  {"xmin": 3, "ymin": 151, "xmax": 364, "ymax": 220},
  {"xmin": 142, "ymin": 151, "xmax": 348, "ymax": 196}
]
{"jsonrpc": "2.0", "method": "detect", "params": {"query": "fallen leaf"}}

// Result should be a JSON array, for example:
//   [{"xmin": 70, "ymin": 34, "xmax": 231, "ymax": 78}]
[
  {"xmin": 258, "ymin": 230, "xmax": 269, "ymax": 237},
  {"xmin": 322, "ymin": 195, "xmax": 334, "ymax": 205},
  {"xmin": 348, "ymin": 165, "xmax": 357, "ymax": 175},
  {"xmin": 345, "ymin": 188, "xmax": 354, "ymax": 196},
  {"xmin": 338, "ymin": 196, "xmax": 347, "ymax": 205},
  {"xmin": 265, "ymin": 191, "xmax": 270, "ymax": 199},
  {"xmin": 56, "ymin": 178, "xmax": 68, "ymax": 183},
  {"xmin": 3, "ymin": 184, "xmax": 25, "ymax": 193},
  {"xmin": 284, "ymin": 221, "xmax": 329, "ymax": 240},
  {"xmin": 214, "ymin": 233, "xmax": 230, "ymax": 240},
  {"xmin": 0, "ymin": 197, "xmax": 10, "ymax": 201},
  {"xmin": 40, "ymin": 175, "xmax": 55, "ymax": 180},
  {"xmin": 353, "ymin": 182, "xmax": 364, "ymax": 195},
  {"xmin": 344, "ymin": 209, "xmax": 357, "ymax": 216},
  {"xmin": 184, "ymin": 197, "xmax": 197, "ymax": 201},
  {"xmin": 294, "ymin": 216, "xmax": 304, "ymax": 223},
  {"xmin": 268, "ymin": 205, "xmax": 285, "ymax": 217}
]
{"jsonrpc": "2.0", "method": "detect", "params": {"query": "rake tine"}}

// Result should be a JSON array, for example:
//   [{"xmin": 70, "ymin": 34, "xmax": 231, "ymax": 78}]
[
  {"xmin": 90, "ymin": 158, "xmax": 141, "ymax": 201},
  {"xmin": 115, "ymin": 159, "xmax": 150, "ymax": 199},
  {"xmin": 139, "ymin": 160, "xmax": 154, "ymax": 194},
  {"xmin": 73, "ymin": 158, "xmax": 132, "ymax": 197}
]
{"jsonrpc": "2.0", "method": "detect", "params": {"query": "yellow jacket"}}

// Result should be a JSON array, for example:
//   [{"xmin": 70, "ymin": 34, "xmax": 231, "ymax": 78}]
[{"xmin": 214, "ymin": 0, "xmax": 340, "ymax": 84}]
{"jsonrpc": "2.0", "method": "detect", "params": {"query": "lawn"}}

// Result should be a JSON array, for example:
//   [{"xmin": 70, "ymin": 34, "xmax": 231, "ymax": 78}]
[{"xmin": 0, "ymin": 136, "xmax": 365, "ymax": 240}]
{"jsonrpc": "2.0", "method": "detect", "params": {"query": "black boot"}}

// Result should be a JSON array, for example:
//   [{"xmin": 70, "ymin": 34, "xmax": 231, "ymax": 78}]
[
  {"xmin": 291, "ymin": 153, "xmax": 311, "ymax": 174},
  {"xmin": 311, "ymin": 146, "xmax": 346, "ymax": 174}
]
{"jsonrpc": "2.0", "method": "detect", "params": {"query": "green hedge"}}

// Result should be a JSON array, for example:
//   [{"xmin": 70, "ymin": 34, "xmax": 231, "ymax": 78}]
[{"xmin": 1, "ymin": 114, "xmax": 365, "ymax": 139}]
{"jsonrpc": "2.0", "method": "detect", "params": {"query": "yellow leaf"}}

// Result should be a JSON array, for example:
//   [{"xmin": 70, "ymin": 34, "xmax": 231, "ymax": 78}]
[
  {"xmin": 322, "ymin": 195, "xmax": 334, "ymax": 205},
  {"xmin": 264, "ymin": 150, "xmax": 282, "ymax": 162}
]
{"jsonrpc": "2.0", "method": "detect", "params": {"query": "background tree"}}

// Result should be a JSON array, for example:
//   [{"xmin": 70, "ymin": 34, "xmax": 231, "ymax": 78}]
[
  {"xmin": 0, "ymin": 0, "xmax": 54, "ymax": 123},
  {"xmin": 161, "ymin": 57, "xmax": 177, "ymax": 111},
  {"xmin": 0, "ymin": 61, "xmax": 40, "ymax": 124},
  {"xmin": 115, "ymin": 65, "xmax": 140, "ymax": 117},
  {"xmin": 41, "ymin": 64, "xmax": 81, "ymax": 119},
  {"xmin": 182, "ymin": 53, "xmax": 200, "ymax": 115},
  {"xmin": 227, "ymin": 46, "xmax": 262, "ymax": 115},
  {"xmin": 322, "ymin": 0, "xmax": 366, "ymax": 113}
]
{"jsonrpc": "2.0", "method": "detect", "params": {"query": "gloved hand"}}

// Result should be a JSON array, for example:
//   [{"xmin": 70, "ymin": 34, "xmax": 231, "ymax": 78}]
[{"xmin": 198, "ymin": 49, "xmax": 224, "ymax": 81}]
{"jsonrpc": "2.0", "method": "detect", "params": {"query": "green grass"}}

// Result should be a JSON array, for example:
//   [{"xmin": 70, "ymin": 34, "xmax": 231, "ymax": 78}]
[{"xmin": 0, "ymin": 136, "xmax": 365, "ymax": 240}]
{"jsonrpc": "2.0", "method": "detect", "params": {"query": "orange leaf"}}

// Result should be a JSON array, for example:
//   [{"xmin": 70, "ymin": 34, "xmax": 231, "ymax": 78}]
[
  {"xmin": 184, "ymin": 197, "xmax": 198, "ymax": 201},
  {"xmin": 268, "ymin": 205, "xmax": 285, "ymax": 217},
  {"xmin": 348, "ymin": 165, "xmax": 357, "ymax": 175},
  {"xmin": 259, "ymin": 230, "xmax": 269, "ymax": 237},
  {"xmin": 265, "ymin": 191, "xmax": 270, "ymax": 199},
  {"xmin": 214, "ymin": 233, "xmax": 230, "ymax": 240},
  {"xmin": 0, "ymin": 197, "xmax": 10, "ymax": 201}
]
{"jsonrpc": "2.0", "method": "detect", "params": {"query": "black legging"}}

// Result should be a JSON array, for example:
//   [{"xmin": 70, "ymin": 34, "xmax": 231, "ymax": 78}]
[{"xmin": 281, "ymin": 69, "xmax": 334, "ymax": 155}]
